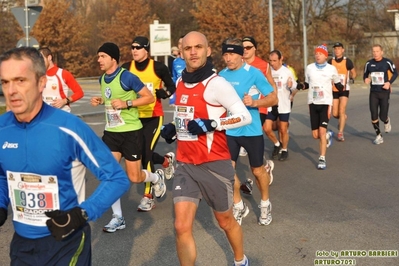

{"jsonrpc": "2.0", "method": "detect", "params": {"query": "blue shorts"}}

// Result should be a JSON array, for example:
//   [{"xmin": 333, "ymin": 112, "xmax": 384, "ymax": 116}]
[{"xmin": 10, "ymin": 223, "xmax": 92, "ymax": 266}]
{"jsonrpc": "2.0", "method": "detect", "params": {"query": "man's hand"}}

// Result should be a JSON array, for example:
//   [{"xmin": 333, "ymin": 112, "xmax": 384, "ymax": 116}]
[
  {"xmin": 155, "ymin": 89, "xmax": 170, "ymax": 99},
  {"xmin": 0, "ymin": 208, "xmax": 7, "ymax": 227},
  {"xmin": 46, "ymin": 207, "xmax": 87, "ymax": 241},
  {"xmin": 271, "ymin": 105, "xmax": 279, "ymax": 117},
  {"xmin": 161, "ymin": 123, "xmax": 176, "ymax": 143},
  {"xmin": 243, "ymin": 93, "xmax": 256, "ymax": 107},
  {"xmin": 383, "ymin": 82, "xmax": 391, "ymax": 90},
  {"xmin": 90, "ymin": 96, "xmax": 103, "ymax": 107},
  {"xmin": 334, "ymin": 82, "xmax": 344, "ymax": 92},
  {"xmin": 187, "ymin": 118, "xmax": 216, "ymax": 135}
]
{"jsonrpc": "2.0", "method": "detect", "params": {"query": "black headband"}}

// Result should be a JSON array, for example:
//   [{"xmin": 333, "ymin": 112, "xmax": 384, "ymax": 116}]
[{"xmin": 222, "ymin": 44, "xmax": 244, "ymax": 56}]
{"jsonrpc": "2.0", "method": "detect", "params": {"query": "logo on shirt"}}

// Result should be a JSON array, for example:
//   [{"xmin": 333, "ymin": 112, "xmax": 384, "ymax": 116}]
[
  {"xmin": 2, "ymin": 141, "xmax": 18, "ymax": 149},
  {"xmin": 180, "ymin": 94, "xmax": 189, "ymax": 104}
]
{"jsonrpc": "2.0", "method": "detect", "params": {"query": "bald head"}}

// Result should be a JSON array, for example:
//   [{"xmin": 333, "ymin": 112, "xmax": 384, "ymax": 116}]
[{"xmin": 181, "ymin": 31, "xmax": 211, "ymax": 72}]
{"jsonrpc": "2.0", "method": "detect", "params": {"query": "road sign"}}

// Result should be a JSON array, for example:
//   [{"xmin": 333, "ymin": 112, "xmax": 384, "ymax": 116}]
[
  {"xmin": 16, "ymin": 37, "xmax": 39, "ymax": 48},
  {"xmin": 149, "ymin": 21, "xmax": 171, "ymax": 56},
  {"xmin": 11, "ymin": 6, "xmax": 43, "ymax": 35}
]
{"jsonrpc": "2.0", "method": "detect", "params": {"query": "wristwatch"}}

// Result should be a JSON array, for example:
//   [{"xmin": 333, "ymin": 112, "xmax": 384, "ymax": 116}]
[
  {"xmin": 210, "ymin": 120, "xmax": 217, "ymax": 130},
  {"xmin": 81, "ymin": 209, "xmax": 89, "ymax": 221},
  {"xmin": 126, "ymin": 100, "xmax": 133, "ymax": 110},
  {"xmin": 65, "ymin": 98, "xmax": 71, "ymax": 105}
]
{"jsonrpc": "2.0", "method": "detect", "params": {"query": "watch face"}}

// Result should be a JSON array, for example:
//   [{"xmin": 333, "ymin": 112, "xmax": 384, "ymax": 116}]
[
  {"xmin": 127, "ymin": 100, "xmax": 132, "ymax": 107},
  {"xmin": 211, "ymin": 121, "xmax": 217, "ymax": 128}
]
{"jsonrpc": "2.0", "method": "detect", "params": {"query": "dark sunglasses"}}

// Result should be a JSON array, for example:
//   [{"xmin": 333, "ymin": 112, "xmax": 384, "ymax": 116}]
[
  {"xmin": 131, "ymin": 45, "xmax": 145, "ymax": 50},
  {"xmin": 243, "ymin": 46, "xmax": 254, "ymax": 50}
]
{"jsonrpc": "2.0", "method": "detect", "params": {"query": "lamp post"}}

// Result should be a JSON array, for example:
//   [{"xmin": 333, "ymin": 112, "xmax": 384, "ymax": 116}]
[
  {"xmin": 302, "ymin": 0, "xmax": 308, "ymax": 72},
  {"xmin": 269, "ymin": 0, "xmax": 274, "ymax": 51}
]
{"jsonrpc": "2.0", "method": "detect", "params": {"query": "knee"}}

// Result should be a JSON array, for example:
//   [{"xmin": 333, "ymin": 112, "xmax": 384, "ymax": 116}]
[
  {"xmin": 217, "ymin": 215, "xmax": 235, "ymax": 231},
  {"xmin": 174, "ymin": 219, "xmax": 192, "ymax": 236},
  {"xmin": 252, "ymin": 166, "xmax": 264, "ymax": 178}
]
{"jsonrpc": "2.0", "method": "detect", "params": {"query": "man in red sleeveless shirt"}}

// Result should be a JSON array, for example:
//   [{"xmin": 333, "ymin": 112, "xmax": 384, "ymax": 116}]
[{"xmin": 161, "ymin": 31, "xmax": 252, "ymax": 266}]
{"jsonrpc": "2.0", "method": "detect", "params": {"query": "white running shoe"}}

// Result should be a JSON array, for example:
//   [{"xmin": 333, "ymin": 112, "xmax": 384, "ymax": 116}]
[
  {"xmin": 373, "ymin": 135, "xmax": 384, "ymax": 145},
  {"xmin": 137, "ymin": 194, "xmax": 155, "ymax": 212},
  {"xmin": 317, "ymin": 156, "xmax": 326, "ymax": 170},
  {"xmin": 264, "ymin": 160, "xmax": 274, "ymax": 185},
  {"xmin": 385, "ymin": 118, "xmax": 391, "ymax": 133},
  {"xmin": 258, "ymin": 202, "xmax": 272, "ymax": 226},
  {"xmin": 239, "ymin": 147, "xmax": 248, "ymax": 156},
  {"xmin": 326, "ymin": 130, "xmax": 334, "ymax": 148},
  {"xmin": 153, "ymin": 169, "xmax": 166, "ymax": 198},
  {"xmin": 164, "ymin": 152, "xmax": 175, "ymax": 180},
  {"xmin": 233, "ymin": 202, "xmax": 250, "ymax": 225},
  {"xmin": 103, "ymin": 214, "xmax": 126, "ymax": 233}
]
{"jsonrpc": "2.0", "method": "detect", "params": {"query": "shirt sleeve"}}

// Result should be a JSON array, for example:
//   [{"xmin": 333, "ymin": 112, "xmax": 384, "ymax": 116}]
[
  {"xmin": 205, "ymin": 76, "xmax": 252, "ymax": 131},
  {"xmin": 120, "ymin": 70, "xmax": 146, "ymax": 93},
  {"xmin": 75, "ymin": 120, "xmax": 130, "ymax": 221},
  {"xmin": 62, "ymin": 70, "xmax": 84, "ymax": 102},
  {"xmin": 154, "ymin": 61, "xmax": 176, "ymax": 95}
]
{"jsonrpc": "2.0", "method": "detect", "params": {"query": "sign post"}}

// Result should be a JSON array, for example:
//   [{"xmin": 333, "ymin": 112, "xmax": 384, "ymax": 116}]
[
  {"xmin": 149, "ymin": 20, "xmax": 171, "ymax": 64},
  {"xmin": 11, "ymin": 0, "xmax": 42, "ymax": 47}
]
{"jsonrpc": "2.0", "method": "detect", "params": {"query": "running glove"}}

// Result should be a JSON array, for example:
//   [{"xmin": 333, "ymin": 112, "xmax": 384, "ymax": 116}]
[
  {"xmin": 46, "ymin": 207, "xmax": 87, "ymax": 241},
  {"xmin": 155, "ymin": 89, "xmax": 170, "ymax": 99},
  {"xmin": 161, "ymin": 123, "xmax": 176, "ymax": 143},
  {"xmin": 187, "ymin": 118, "xmax": 216, "ymax": 135},
  {"xmin": 334, "ymin": 82, "xmax": 344, "ymax": 92},
  {"xmin": 0, "ymin": 207, "xmax": 7, "ymax": 227},
  {"xmin": 271, "ymin": 105, "xmax": 279, "ymax": 117}
]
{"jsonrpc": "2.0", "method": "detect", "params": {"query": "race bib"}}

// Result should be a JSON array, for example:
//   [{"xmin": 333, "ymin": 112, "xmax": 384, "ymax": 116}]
[
  {"xmin": 370, "ymin": 72, "xmax": 384, "ymax": 85},
  {"xmin": 174, "ymin": 105, "xmax": 198, "ymax": 141},
  {"xmin": 312, "ymin": 85, "xmax": 325, "ymax": 101},
  {"xmin": 105, "ymin": 103, "xmax": 125, "ymax": 128},
  {"xmin": 7, "ymin": 171, "xmax": 60, "ymax": 226}
]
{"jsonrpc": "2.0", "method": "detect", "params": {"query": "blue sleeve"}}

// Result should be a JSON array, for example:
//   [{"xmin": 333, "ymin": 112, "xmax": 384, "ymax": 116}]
[
  {"xmin": 0, "ymin": 170, "xmax": 9, "ymax": 210},
  {"xmin": 120, "ymin": 70, "xmax": 145, "ymax": 93},
  {"xmin": 72, "ymin": 119, "xmax": 130, "ymax": 221},
  {"xmin": 172, "ymin": 59, "xmax": 178, "ymax": 83},
  {"xmin": 255, "ymin": 69, "xmax": 273, "ymax": 97}
]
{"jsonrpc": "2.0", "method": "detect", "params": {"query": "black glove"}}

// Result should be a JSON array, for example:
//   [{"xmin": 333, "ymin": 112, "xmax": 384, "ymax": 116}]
[
  {"xmin": 296, "ymin": 82, "xmax": 305, "ymax": 90},
  {"xmin": 155, "ymin": 89, "xmax": 169, "ymax": 99},
  {"xmin": 334, "ymin": 82, "xmax": 344, "ymax": 92},
  {"xmin": 0, "ymin": 207, "xmax": 7, "ymax": 227},
  {"xmin": 161, "ymin": 123, "xmax": 176, "ymax": 143},
  {"xmin": 187, "ymin": 118, "xmax": 216, "ymax": 135},
  {"xmin": 46, "ymin": 207, "xmax": 87, "ymax": 241},
  {"xmin": 271, "ymin": 105, "xmax": 279, "ymax": 117},
  {"xmin": 349, "ymin": 78, "xmax": 355, "ymax": 84}
]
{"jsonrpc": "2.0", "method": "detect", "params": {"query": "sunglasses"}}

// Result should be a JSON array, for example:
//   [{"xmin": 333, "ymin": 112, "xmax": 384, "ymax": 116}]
[
  {"xmin": 243, "ymin": 46, "xmax": 254, "ymax": 50},
  {"xmin": 131, "ymin": 45, "xmax": 145, "ymax": 50}
]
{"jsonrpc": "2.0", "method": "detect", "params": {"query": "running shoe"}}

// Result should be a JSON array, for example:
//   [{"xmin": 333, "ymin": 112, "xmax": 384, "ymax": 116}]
[
  {"xmin": 137, "ymin": 194, "xmax": 155, "ymax": 212},
  {"xmin": 240, "ymin": 179, "xmax": 253, "ymax": 195},
  {"xmin": 337, "ymin": 132, "xmax": 345, "ymax": 141},
  {"xmin": 103, "ymin": 214, "xmax": 126, "ymax": 233},
  {"xmin": 258, "ymin": 202, "xmax": 272, "ymax": 226},
  {"xmin": 317, "ymin": 156, "xmax": 326, "ymax": 170},
  {"xmin": 239, "ymin": 147, "xmax": 248, "ymax": 156},
  {"xmin": 272, "ymin": 144, "xmax": 281, "ymax": 160},
  {"xmin": 233, "ymin": 202, "xmax": 250, "ymax": 225},
  {"xmin": 164, "ymin": 152, "xmax": 175, "ymax": 180},
  {"xmin": 279, "ymin": 150, "xmax": 288, "ymax": 161},
  {"xmin": 264, "ymin": 160, "xmax": 274, "ymax": 185},
  {"xmin": 233, "ymin": 255, "xmax": 250, "ymax": 266},
  {"xmin": 153, "ymin": 169, "xmax": 166, "ymax": 198},
  {"xmin": 385, "ymin": 118, "xmax": 391, "ymax": 133},
  {"xmin": 326, "ymin": 130, "xmax": 334, "ymax": 148},
  {"xmin": 373, "ymin": 135, "xmax": 384, "ymax": 145}
]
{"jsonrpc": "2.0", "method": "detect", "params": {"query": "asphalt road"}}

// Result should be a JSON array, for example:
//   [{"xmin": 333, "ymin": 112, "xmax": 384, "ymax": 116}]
[{"xmin": 0, "ymin": 81, "xmax": 398, "ymax": 266}]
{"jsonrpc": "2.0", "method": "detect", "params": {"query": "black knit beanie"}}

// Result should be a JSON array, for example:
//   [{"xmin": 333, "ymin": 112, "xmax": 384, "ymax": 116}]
[
  {"xmin": 132, "ymin": 36, "xmax": 150, "ymax": 52},
  {"xmin": 97, "ymin": 42, "xmax": 120, "ymax": 63}
]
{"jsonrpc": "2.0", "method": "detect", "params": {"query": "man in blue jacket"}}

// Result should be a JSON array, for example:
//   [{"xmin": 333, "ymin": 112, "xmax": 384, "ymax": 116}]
[{"xmin": 0, "ymin": 46, "xmax": 130, "ymax": 265}]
